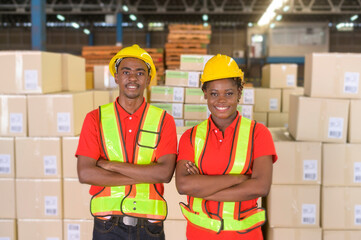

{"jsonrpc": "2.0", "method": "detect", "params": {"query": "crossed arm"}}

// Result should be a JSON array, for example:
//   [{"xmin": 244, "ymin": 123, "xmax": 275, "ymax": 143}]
[
  {"xmin": 77, "ymin": 153, "xmax": 176, "ymax": 187},
  {"xmin": 175, "ymin": 155, "xmax": 273, "ymax": 202}
]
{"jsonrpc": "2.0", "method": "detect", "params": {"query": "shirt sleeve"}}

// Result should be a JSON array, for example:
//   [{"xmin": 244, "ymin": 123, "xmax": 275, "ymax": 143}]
[
  {"xmin": 75, "ymin": 109, "xmax": 102, "ymax": 160},
  {"xmin": 252, "ymin": 123, "xmax": 278, "ymax": 163},
  {"xmin": 155, "ymin": 113, "xmax": 178, "ymax": 159},
  {"xmin": 177, "ymin": 128, "xmax": 195, "ymax": 163}
]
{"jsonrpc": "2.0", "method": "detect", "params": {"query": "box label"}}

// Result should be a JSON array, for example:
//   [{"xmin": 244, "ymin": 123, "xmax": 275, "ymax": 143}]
[
  {"xmin": 67, "ymin": 224, "xmax": 80, "ymax": 240},
  {"xmin": 238, "ymin": 105, "xmax": 252, "ymax": 119},
  {"xmin": 174, "ymin": 119, "xmax": 184, "ymax": 127},
  {"xmin": 172, "ymin": 104, "xmax": 183, "ymax": 118},
  {"xmin": 286, "ymin": 74, "xmax": 296, "ymax": 86},
  {"xmin": 188, "ymin": 72, "xmax": 200, "ymax": 87},
  {"xmin": 181, "ymin": 55, "xmax": 203, "ymax": 63},
  {"xmin": 355, "ymin": 205, "xmax": 361, "ymax": 225},
  {"xmin": 9, "ymin": 113, "xmax": 23, "ymax": 133},
  {"xmin": 186, "ymin": 88, "xmax": 203, "ymax": 96},
  {"xmin": 269, "ymin": 98, "xmax": 278, "ymax": 110},
  {"xmin": 0, "ymin": 154, "xmax": 11, "ymax": 174},
  {"xmin": 44, "ymin": 196, "xmax": 58, "ymax": 216},
  {"xmin": 302, "ymin": 204, "xmax": 316, "ymax": 225},
  {"xmin": 46, "ymin": 238, "xmax": 59, "ymax": 240},
  {"xmin": 344, "ymin": 72, "xmax": 359, "ymax": 94},
  {"xmin": 57, "ymin": 112, "xmax": 71, "ymax": 133},
  {"xmin": 173, "ymin": 87, "xmax": 184, "ymax": 102},
  {"xmin": 328, "ymin": 117, "xmax": 344, "ymax": 139},
  {"xmin": 166, "ymin": 71, "xmax": 188, "ymax": 79},
  {"xmin": 152, "ymin": 104, "xmax": 172, "ymax": 113},
  {"xmin": 185, "ymin": 105, "xmax": 208, "ymax": 112},
  {"xmin": 44, "ymin": 155, "xmax": 57, "ymax": 175},
  {"xmin": 24, "ymin": 70, "xmax": 39, "ymax": 90},
  {"xmin": 303, "ymin": 160, "xmax": 317, "ymax": 181},
  {"xmin": 152, "ymin": 87, "xmax": 173, "ymax": 95},
  {"xmin": 242, "ymin": 89, "xmax": 254, "ymax": 104},
  {"xmin": 0, "ymin": 238, "xmax": 10, "ymax": 240},
  {"xmin": 354, "ymin": 162, "xmax": 361, "ymax": 183}
]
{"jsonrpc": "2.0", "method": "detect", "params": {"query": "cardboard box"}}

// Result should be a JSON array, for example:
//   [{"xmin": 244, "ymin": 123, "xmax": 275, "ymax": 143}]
[
  {"xmin": 92, "ymin": 89, "xmax": 118, "ymax": 109},
  {"xmin": 164, "ymin": 177, "xmax": 187, "ymax": 220},
  {"xmin": 349, "ymin": 100, "xmax": 361, "ymax": 143},
  {"xmin": 262, "ymin": 64, "xmax": 298, "ymax": 88},
  {"xmin": 288, "ymin": 95, "xmax": 349, "ymax": 143},
  {"xmin": 62, "ymin": 53, "xmax": 86, "ymax": 91},
  {"xmin": 0, "ymin": 219, "xmax": 16, "ymax": 240},
  {"xmin": 268, "ymin": 112, "xmax": 289, "ymax": 128},
  {"xmin": 273, "ymin": 140, "xmax": 322, "ymax": 185},
  {"xmin": 63, "ymin": 220, "xmax": 93, "ymax": 240},
  {"xmin": 282, "ymin": 87, "xmax": 304, "ymax": 112},
  {"xmin": 165, "ymin": 70, "xmax": 201, "ymax": 87},
  {"xmin": 304, "ymin": 53, "xmax": 361, "ymax": 99},
  {"xmin": 253, "ymin": 112, "xmax": 268, "ymax": 126},
  {"xmin": 164, "ymin": 220, "xmax": 187, "ymax": 240},
  {"xmin": 322, "ymin": 187, "xmax": 361, "ymax": 230},
  {"xmin": 185, "ymin": 120, "xmax": 203, "ymax": 127},
  {"xmin": 150, "ymin": 86, "xmax": 185, "ymax": 103},
  {"xmin": 237, "ymin": 105, "xmax": 253, "ymax": 119},
  {"xmin": 323, "ymin": 144, "xmax": 361, "ymax": 187},
  {"xmin": 180, "ymin": 54, "xmax": 214, "ymax": 71},
  {"xmin": 63, "ymin": 178, "xmax": 92, "ymax": 220},
  {"xmin": 93, "ymin": 65, "xmax": 117, "ymax": 89},
  {"xmin": 183, "ymin": 104, "xmax": 209, "ymax": 120},
  {"xmin": 269, "ymin": 127, "xmax": 294, "ymax": 142},
  {"xmin": 0, "ymin": 51, "xmax": 62, "ymax": 94},
  {"xmin": 266, "ymin": 227, "xmax": 322, "ymax": 240},
  {"xmin": 267, "ymin": 185, "xmax": 320, "ymax": 228},
  {"xmin": 62, "ymin": 137, "xmax": 79, "ymax": 178},
  {"xmin": 85, "ymin": 71, "xmax": 94, "ymax": 90},
  {"xmin": 0, "ymin": 95, "xmax": 27, "ymax": 137},
  {"xmin": 240, "ymin": 87, "xmax": 255, "ymax": 105},
  {"xmin": 174, "ymin": 119, "xmax": 184, "ymax": 127},
  {"xmin": 17, "ymin": 219, "xmax": 62, "ymax": 240},
  {"xmin": 151, "ymin": 103, "xmax": 183, "ymax": 119},
  {"xmin": 16, "ymin": 137, "xmax": 62, "ymax": 179},
  {"xmin": 16, "ymin": 179, "xmax": 63, "ymax": 219},
  {"xmin": 185, "ymin": 88, "xmax": 207, "ymax": 104},
  {"xmin": 323, "ymin": 230, "xmax": 361, "ymax": 240},
  {"xmin": 0, "ymin": 178, "xmax": 16, "ymax": 218},
  {"xmin": 27, "ymin": 91, "xmax": 93, "ymax": 137},
  {"xmin": 254, "ymin": 88, "xmax": 281, "ymax": 112},
  {"xmin": 0, "ymin": 137, "xmax": 15, "ymax": 178}
]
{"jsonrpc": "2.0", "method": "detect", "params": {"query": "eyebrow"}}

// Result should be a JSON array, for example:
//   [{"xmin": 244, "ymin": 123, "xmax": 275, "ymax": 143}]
[{"xmin": 120, "ymin": 67, "xmax": 146, "ymax": 72}]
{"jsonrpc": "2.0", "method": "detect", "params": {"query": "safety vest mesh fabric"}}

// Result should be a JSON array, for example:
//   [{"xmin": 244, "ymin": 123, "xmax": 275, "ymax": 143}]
[
  {"xmin": 91, "ymin": 102, "xmax": 168, "ymax": 220},
  {"xmin": 179, "ymin": 116, "xmax": 266, "ymax": 233}
]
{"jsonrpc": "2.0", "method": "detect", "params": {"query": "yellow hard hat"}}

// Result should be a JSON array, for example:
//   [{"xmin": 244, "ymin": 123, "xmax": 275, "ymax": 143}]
[
  {"xmin": 200, "ymin": 54, "xmax": 244, "ymax": 83},
  {"xmin": 109, "ymin": 44, "xmax": 156, "ymax": 83}
]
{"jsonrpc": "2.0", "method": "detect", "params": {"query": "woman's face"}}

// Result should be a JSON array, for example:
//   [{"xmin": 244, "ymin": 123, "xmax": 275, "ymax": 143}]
[{"xmin": 203, "ymin": 78, "xmax": 241, "ymax": 121}]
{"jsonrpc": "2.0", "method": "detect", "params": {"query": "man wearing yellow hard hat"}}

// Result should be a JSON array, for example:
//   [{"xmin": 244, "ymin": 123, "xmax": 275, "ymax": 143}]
[
  {"xmin": 76, "ymin": 44, "xmax": 177, "ymax": 240},
  {"xmin": 175, "ymin": 54, "xmax": 278, "ymax": 240}
]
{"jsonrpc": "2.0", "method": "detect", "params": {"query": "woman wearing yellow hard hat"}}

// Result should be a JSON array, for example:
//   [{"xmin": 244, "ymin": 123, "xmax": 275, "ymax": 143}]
[{"xmin": 176, "ymin": 54, "xmax": 278, "ymax": 240}]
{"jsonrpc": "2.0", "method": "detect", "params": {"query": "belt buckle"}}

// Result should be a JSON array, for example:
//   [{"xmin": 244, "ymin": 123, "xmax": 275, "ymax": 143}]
[{"xmin": 122, "ymin": 216, "xmax": 138, "ymax": 226}]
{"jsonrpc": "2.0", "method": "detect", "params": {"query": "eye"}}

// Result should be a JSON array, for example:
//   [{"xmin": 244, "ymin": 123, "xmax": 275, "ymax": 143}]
[
  {"xmin": 137, "ymin": 72, "xmax": 145, "ymax": 76},
  {"xmin": 210, "ymin": 92, "xmax": 218, "ymax": 97},
  {"xmin": 122, "ymin": 71, "xmax": 129, "ymax": 75},
  {"xmin": 226, "ymin": 92, "xmax": 234, "ymax": 96}
]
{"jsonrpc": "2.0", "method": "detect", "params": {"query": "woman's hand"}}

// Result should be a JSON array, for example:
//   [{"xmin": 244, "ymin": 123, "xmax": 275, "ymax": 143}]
[{"xmin": 185, "ymin": 161, "xmax": 200, "ymax": 175}]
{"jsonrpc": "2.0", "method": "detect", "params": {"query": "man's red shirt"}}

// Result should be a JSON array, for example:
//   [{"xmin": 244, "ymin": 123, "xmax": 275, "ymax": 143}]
[
  {"xmin": 177, "ymin": 114, "xmax": 278, "ymax": 240},
  {"xmin": 76, "ymin": 98, "xmax": 177, "ymax": 195}
]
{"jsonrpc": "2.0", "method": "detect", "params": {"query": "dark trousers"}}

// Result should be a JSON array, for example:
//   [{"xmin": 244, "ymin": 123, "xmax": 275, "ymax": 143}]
[{"xmin": 93, "ymin": 216, "xmax": 165, "ymax": 240}]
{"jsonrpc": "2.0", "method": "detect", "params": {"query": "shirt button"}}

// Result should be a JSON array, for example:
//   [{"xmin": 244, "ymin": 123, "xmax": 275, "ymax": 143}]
[
  {"xmin": 215, "ymin": 130, "xmax": 217, "ymax": 133},
  {"xmin": 129, "ymin": 117, "xmax": 132, "ymax": 120},
  {"xmin": 129, "ymin": 129, "xmax": 132, "ymax": 133},
  {"xmin": 219, "ymin": 140, "xmax": 223, "ymax": 142}
]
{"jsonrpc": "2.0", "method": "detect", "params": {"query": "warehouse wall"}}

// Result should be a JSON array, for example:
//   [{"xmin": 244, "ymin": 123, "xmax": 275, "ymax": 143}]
[{"xmin": 0, "ymin": 26, "xmax": 360, "ymax": 55}]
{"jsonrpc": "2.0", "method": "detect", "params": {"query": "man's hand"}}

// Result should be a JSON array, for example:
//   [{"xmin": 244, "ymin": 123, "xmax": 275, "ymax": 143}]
[
  {"xmin": 185, "ymin": 161, "xmax": 200, "ymax": 175},
  {"xmin": 96, "ymin": 159, "xmax": 111, "ymax": 171}
]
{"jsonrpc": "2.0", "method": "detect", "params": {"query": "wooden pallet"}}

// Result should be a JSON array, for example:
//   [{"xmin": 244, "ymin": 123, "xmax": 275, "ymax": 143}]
[
  {"xmin": 168, "ymin": 24, "xmax": 211, "ymax": 31},
  {"xmin": 165, "ymin": 42, "xmax": 207, "ymax": 49},
  {"xmin": 166, "ymin": 48, "xmax": 207, "ymax": 55}
]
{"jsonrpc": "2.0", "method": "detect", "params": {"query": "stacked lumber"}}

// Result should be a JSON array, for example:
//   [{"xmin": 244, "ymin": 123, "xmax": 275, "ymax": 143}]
[
  {"xmin": 165, "ymin": 24, "xmax": 211, "ymax": 69},
  {"xmin": 144, "ymin": 48, "xmax": 165, "ymax": 85},
  {"xmin": 81, "ymin": 45, "xmax": 122, "ymax": 72}
]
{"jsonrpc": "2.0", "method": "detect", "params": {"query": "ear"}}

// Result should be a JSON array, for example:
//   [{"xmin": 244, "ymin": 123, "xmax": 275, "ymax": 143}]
[
  {"xmin": 203, "ymin": 89, "xmax": 208, "ymax": 99},
  {"xmin": 114, "ymin": 73, "xmax": 119, "ymax": 84},
  {"xmin": 146, "ymin": 75, "xmax": 151, "ymax": 86},
  {"xmin": 237, "ymin": 86, "xmax": 242, "ymax": 101}
]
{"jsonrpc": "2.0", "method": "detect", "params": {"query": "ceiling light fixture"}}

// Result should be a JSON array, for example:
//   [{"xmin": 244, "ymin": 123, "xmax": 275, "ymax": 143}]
[
  {"xmin": 56, "ymin": 14, "xmax": 65, "ymax": 21},
  {"xmin": 350, "ymin": 15, "xmax": 358, "ymax": 21},
  {"xmin": 122, "ymin": 5, "xmax": 129, "ymax": 12},
  {"xmin": 130, "ymin": 14, "xmax": 137, "ymax": 21},
  {"xmin": 258, "ymin": 0, "xmax": 288, "ymax": 26},
  {"xmin": 137, "ymin": 22, "xmax": 144, "ymax": 29},
  {"xmin": 83, "ymin": 29, "xmax": 90, "ymax": 35},
  {"xmin": 248, "ymin": 22, "xmax": 253, "ymax": 27},
  {"xmin": 71, "ymin": 22, "xmax": 79, "ymax": 29},
  {"xmin": 202, "ymin": 14, "xmax": 208, "ymax": 21},
  {"xmin": 276, "ymin": 15, "xmax": 282, "ymax": 21}
]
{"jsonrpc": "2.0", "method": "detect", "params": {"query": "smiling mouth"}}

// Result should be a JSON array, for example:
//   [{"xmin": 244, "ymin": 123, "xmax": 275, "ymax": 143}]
[
  {"xmin": 215, "ymin": 106, "xmax": 229, "ymax": 111},
  {"xmin": 126, "ymin": 84, "xmax": 139, "ymax": 89}
]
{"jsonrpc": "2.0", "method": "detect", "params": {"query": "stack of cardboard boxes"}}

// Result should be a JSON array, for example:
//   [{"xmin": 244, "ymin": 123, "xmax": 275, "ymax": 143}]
[
  {"xmin": 0, "ymin": 51, "xmax": 95, "ymax": 240},
  {"xmin": 267, "ymin": 53, "xmax": 361, "ymax": 240},
  {"xmin": 255, "ymin": 63, "xmax": 303, "ymax": 127}
]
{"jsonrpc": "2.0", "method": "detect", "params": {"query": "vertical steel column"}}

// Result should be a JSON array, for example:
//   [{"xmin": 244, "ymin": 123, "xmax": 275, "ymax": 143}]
[
  {"xmin": 146, "ymin": 32, "xmax": 151, "ymax": 48},
  {"xmin": 116, "ymin": 13, "xmax": 123, "ymax": 46},
  {"xmin": 31, "ymin": 0, "xmax": 46, "ymax": 50},
  {"xmin": 89, "ymin": 33, "xmax": 94, "ymax": 46}
]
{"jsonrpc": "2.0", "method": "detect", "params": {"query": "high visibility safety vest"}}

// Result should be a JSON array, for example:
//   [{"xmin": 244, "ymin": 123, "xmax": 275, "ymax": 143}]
[
  {"xmin": 90, "ymin": 102, "xmax": 168, "ymax": 221},
  {"xmin": 179, "ymin": 116, "xmax": 266, "ymax": 233}
]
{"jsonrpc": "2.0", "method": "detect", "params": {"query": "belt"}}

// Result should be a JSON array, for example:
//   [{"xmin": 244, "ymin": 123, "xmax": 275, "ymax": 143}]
[{"xmin": 97, "ymin": 216, "xmax": 161, "ymax": 227}]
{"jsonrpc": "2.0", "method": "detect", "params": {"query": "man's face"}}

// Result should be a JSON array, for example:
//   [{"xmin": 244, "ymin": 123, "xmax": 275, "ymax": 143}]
[{"xmin": 115, "ymin": 57, "xmax": 150, "ymax": 100}]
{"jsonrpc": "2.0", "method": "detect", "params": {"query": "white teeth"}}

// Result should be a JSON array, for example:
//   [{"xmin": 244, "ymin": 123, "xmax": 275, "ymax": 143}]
[
  {"xmin": 128, "ymin": 85, "xmax": 137, "ymax": 89},
  {"xmin": 216, "ymin": 106, "xmax": 228, "ymax": 110}
]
